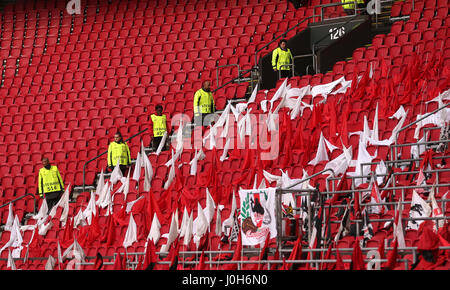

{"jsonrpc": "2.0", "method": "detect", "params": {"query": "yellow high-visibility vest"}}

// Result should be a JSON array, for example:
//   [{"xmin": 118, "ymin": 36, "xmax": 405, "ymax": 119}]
[
  {"xmin": 272, "ymin": 47, "xmax": 293, "ymax": 70},
  {"xmin": 193, "ymin": 88, "xmax": 215, "ymax": 116},
  {"xmin": 38, "ymin": 166, "xmax": 64, "ymax": 195},
  {"xmin": 341, "ymin": 0, "xmax": 365, "ymax": 10},
  {"xmin": 107, "ymin": 141, "xmax": 131, "ymax": 167},
  {"xmin": 151, "ymin": 114, "xmax": 167, "ymax": 137}
]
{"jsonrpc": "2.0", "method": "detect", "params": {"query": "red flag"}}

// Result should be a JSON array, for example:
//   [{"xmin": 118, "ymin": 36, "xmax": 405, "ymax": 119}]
[
  {"xmin": 354, "ymin": 67, "xmax": 370, "ymax": 100},
  {"xmin": 350, "ymin": 237, "xmax": 365, "ymax": 270},
  {"xmin": 330, "ymin": 171, "xmax": 350, "ymax": 204},
  {"xmin": 101, "ymin": 213, "xmax": 116, "ymax": 247},
  {"xmin": 328, "ymin": 98, "xmax": 338, "ymax": 143},
  {"xmin": 335, "ymin": 245, "xmax": 345, "ymax": 270},
  {"xmin": 143, "ymin": 239, "xmax": 158, "ymax": 270},
  {"xmin": 286, "ymin": 235, "xmax": 303, "ymax": 270},
  {"xmin": 168, "ymin": 241, "xmax": 181, "ymax": 270},
  {"xmin": 87, "ymin": 212, "xmax": 102, "ymax": 243},
  {"xmin": 383, "ymin": 239, "xmax": 398, "ymax": 270},
  {"xmin": 131, "ymin": 196, "xmax": 146, "ymax": 215},
  {"xmin": 144, "ymin": 190, "xmax": 164, "ymax": 232},
  {"xmin": 77, "ymin": 225, "xmax": 90, "ymax": 248},
  {"xmin": 113, "ymin": 205, "xmax": 129, "ymax": 226},
  {"xmin": 292, "ymin": 117, "xmax": 305, "ymax": 151},
  {"xmin": 113, "ymin": 252, "xmax": 125, "ymax": 270},
  {"xmin": 257, "ymin": 231, "xmax": 271, "ymax": 270},
  {"xmin": 271, "ymin": 246, "xmax": 281, "ymax": 270},
  {"xmin": 196, "ymin": 250, "xmax": 207, "ymax": 270},
  {"xmin": 59, "ymin": 217, "xmax": 74, "ymax": 249},
  {"xmin": 223, "ymin": 231, "xmax": 242, "ymax": 270}
]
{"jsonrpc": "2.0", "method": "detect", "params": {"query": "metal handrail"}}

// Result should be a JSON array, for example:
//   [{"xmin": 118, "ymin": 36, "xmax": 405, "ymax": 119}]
[
  {"xmin": 82, "ymin": 128, "xmax": 148, "ymax": 191},
  {"xmin": 212, "ymin": 67, "xmax": 253, "ymax": 94},
  {"xmin": 253, "ymin": 15, "xmax": 314, "ymax": 72},
  {"xmin": 282, "ymin": 168, "xmax": 336, "ymax": 190},
  {"xmin": 0, "ymin": 193, "xmax": 37, "ymax": 215},
  {"xmin": 215, "ymin": 64, "xmax": 241, "ymax": 88},
  {"xmin": 393, "ymin": 102, "xmax": 450, "ymax": 161}
]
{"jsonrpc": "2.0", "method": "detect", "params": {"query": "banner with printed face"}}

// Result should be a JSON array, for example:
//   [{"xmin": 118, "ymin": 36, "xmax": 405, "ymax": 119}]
[{"xmin": 239, "ymin": 188, "xmax": 277, "ymax": 246}]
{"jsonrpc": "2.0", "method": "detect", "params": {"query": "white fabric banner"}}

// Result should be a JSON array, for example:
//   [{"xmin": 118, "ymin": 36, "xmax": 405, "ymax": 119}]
[{"xmin": 239, "ymin": 187, "xmax": 277, "ymax": 246}]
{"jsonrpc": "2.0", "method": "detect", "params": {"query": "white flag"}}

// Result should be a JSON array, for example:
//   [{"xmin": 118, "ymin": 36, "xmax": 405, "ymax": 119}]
[
  {"xmin": 132, "ymin": 152, "xmax": 142, "ymax": 183},
  {"xmin": 32, "ymin": 199, "xmax": 49, "ymax": 223},
  {"xmin": 160, "ymin": 212, "xmax": 179, "ymax": 253},
  {"xmin": 142, "ymin": 152, "xmax": 153, "ymax": 192},
  {"xmin": 96, "ymin": 169, "xmax": 105, "ymax": 197},
  {"xmin": 5, "ymin": 203, "xmax": 14, "ymax": 231},
  {"xmin": 7, "ymin": 249, "xmax": 17, "ymax": 270},
  {"xmin": 393, "ymin": 198, "xmax": 405, "ymax": 248},
  {"xmin": 193, "ymin": 202, "xmax": 208, "ymax": 248},
  {"xmin": 222, "ymin": 190, "xmax": 237, "ymax": 235},
  {"xmin": 45, "ymin": 255, "xmax": 56, "ymax": 270},
  {"xmin": 83, "ymin": 191, "xmax": 97, "ymax": 225},
  {"xmin": 215, "ymin": 206, "xmax": 222, "ymax": 237},
  {"xmin": 62, "ymin": 238, "xmax": 85, "ymax": 262},
  {"xmin": 308, "ymin": 132, "xmax": 338, "ymax": 166},
  {"xmin": 406, "ymin": 190, "xmax": 431, "ymax": 231},
  {"xmin": 163, "ymin": 150, "xmax": 176, "ymax": 190},
  {"xmin": 429, "ymin": 186, "xmax": 444, "ymax": 231},
  {"xmin": 155, "ymin": 131, "xmax": 168, "ymax": 155},
  {"xmin": 123, "ymin": 213, "xmax": 137, "ymax": 249},
  {"xmin": 0, "ymin": 215, "xmax": 23, "ymax": 257},
  {"xmin": 110, "ymin": 159, "xmax": 123, "ymax": 185},
  {"xmin": 147, "ymin": 212, "xmax": 161, "ymax": 245},
  {"xmin": 179, "ymin": 207, "xmax": 190, "ymax": 238},
  {"xmin": 183, "ymin": 212, "xmax": 194, "ymax": 246},
  {"xmin": 204, "ymin": 188, "xmax": 216, "ymax": 225}
]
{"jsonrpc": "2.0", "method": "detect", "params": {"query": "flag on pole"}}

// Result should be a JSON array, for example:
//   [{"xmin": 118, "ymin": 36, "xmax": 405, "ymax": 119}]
[
  {"xmin": 406, "ymin": 190, "xmax": 431, "ymax": 230},
  {"xmin": 239, "ymin": 188, "xmax": 277, "ymax": 246},
  {"xmin": 123, "ymin": 213, "xmax": 137, "ymax": 249}
]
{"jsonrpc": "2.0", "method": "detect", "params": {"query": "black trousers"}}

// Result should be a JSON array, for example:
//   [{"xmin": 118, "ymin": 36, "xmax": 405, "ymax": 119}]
[
  {"xmin": 152, "ymin": 136, "xmax": 164, "ymax": 151},
  {"xmin": 194, "ymin": 113, "xmax": 215, "ymax": 127},
  {"xmin": 278, "ymin": 69, "xmax": 292, "ymax": 79},
  {"xmin": 45, "ymin": 190, "xmax": 63, "ymax": 214},
  {"xmin": 108, "ymin": 165, "xmax": 129, "ymax": 176}
]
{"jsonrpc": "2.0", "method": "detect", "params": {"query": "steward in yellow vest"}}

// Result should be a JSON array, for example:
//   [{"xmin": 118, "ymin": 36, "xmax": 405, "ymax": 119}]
[
  {"xmin": 341, "ymin": 0, "xmax": 365, "ymax": 14},
  {"xmin": 151, "ymin": 104, "xmax": 170, "ymax": 151},
  {"xmin": 272, "ymin": 39, "xmax": 294, "ymax": 79},
  {"xmin": 193, "ymin": 80, "xmax": 215, "ymax": 126},
  {"xmin": 38, "ymin": 157, "xmax": 64, "ymax": 213},
  {"xmin": 107, "ymin": 132, "xmax": 131, "ymax": 175}
]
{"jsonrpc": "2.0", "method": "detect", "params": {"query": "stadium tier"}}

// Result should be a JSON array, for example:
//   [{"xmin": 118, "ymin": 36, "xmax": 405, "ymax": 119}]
[{"xmin": 0, "ymin": 0, "xmax": 448, "ymax": 270}]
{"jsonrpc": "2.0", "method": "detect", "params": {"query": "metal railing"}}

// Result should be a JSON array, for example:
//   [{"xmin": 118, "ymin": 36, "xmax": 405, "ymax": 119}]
[
  {"xmin": 392, "ymin": 102, "xmax": 450, "ymax": 161},
  {"xmin": 66, "ymin": 241, "xmax": 450, "ymax": 270},
  {"xmin": 0, "ymin": 193, "xmax": 37, "ymax": 215},
  {"xmin": 82, "ymin": 128, "xmax": 148, "ymax": 192},
  {"xmin": 253, "ymin": 15, "xmax": 314, "ymax": 73},
  {"xmin": 215, "ymin": 64, "xmax": 242, "ymax": 88}
]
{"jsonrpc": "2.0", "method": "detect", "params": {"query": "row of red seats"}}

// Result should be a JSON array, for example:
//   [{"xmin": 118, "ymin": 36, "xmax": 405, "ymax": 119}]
[{"xmin": 391, "ymin": 0, "xmax": 448, "ymax": 17}]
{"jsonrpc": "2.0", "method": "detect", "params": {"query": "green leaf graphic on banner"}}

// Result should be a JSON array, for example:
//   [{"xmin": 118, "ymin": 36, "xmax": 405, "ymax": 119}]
[{"xmin": 240, "ymin": 193, "xmax": 250, "ymax": 220}]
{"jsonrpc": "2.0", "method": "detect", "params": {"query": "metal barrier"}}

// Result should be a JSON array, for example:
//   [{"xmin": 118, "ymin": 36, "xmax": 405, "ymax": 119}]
[
  {"xmin": 215, "ymin": 64, "xmax": 241, "ymax": 88},
  {"xmin": 82, "ymin": 128, "xmax": 148, "ymax": 192},
  {"xmin": 0, "ymin": 193, "xmax": 37, "ymax": 215},
  {"xmin": 392, "ymin": 102, "xmax": 450, "ymax": 161}
]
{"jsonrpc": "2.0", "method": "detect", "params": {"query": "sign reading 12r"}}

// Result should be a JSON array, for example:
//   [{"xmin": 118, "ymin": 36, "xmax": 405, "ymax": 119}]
[{"xmin": 329, "ymin": 26, "xmax": 346, "ymax": 40}]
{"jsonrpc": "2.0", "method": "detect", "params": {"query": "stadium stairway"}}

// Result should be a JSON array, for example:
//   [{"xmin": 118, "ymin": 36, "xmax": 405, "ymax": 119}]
[{"xmin": 0, "ymin": 0, "xmax": 449, "ymax": 270}]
